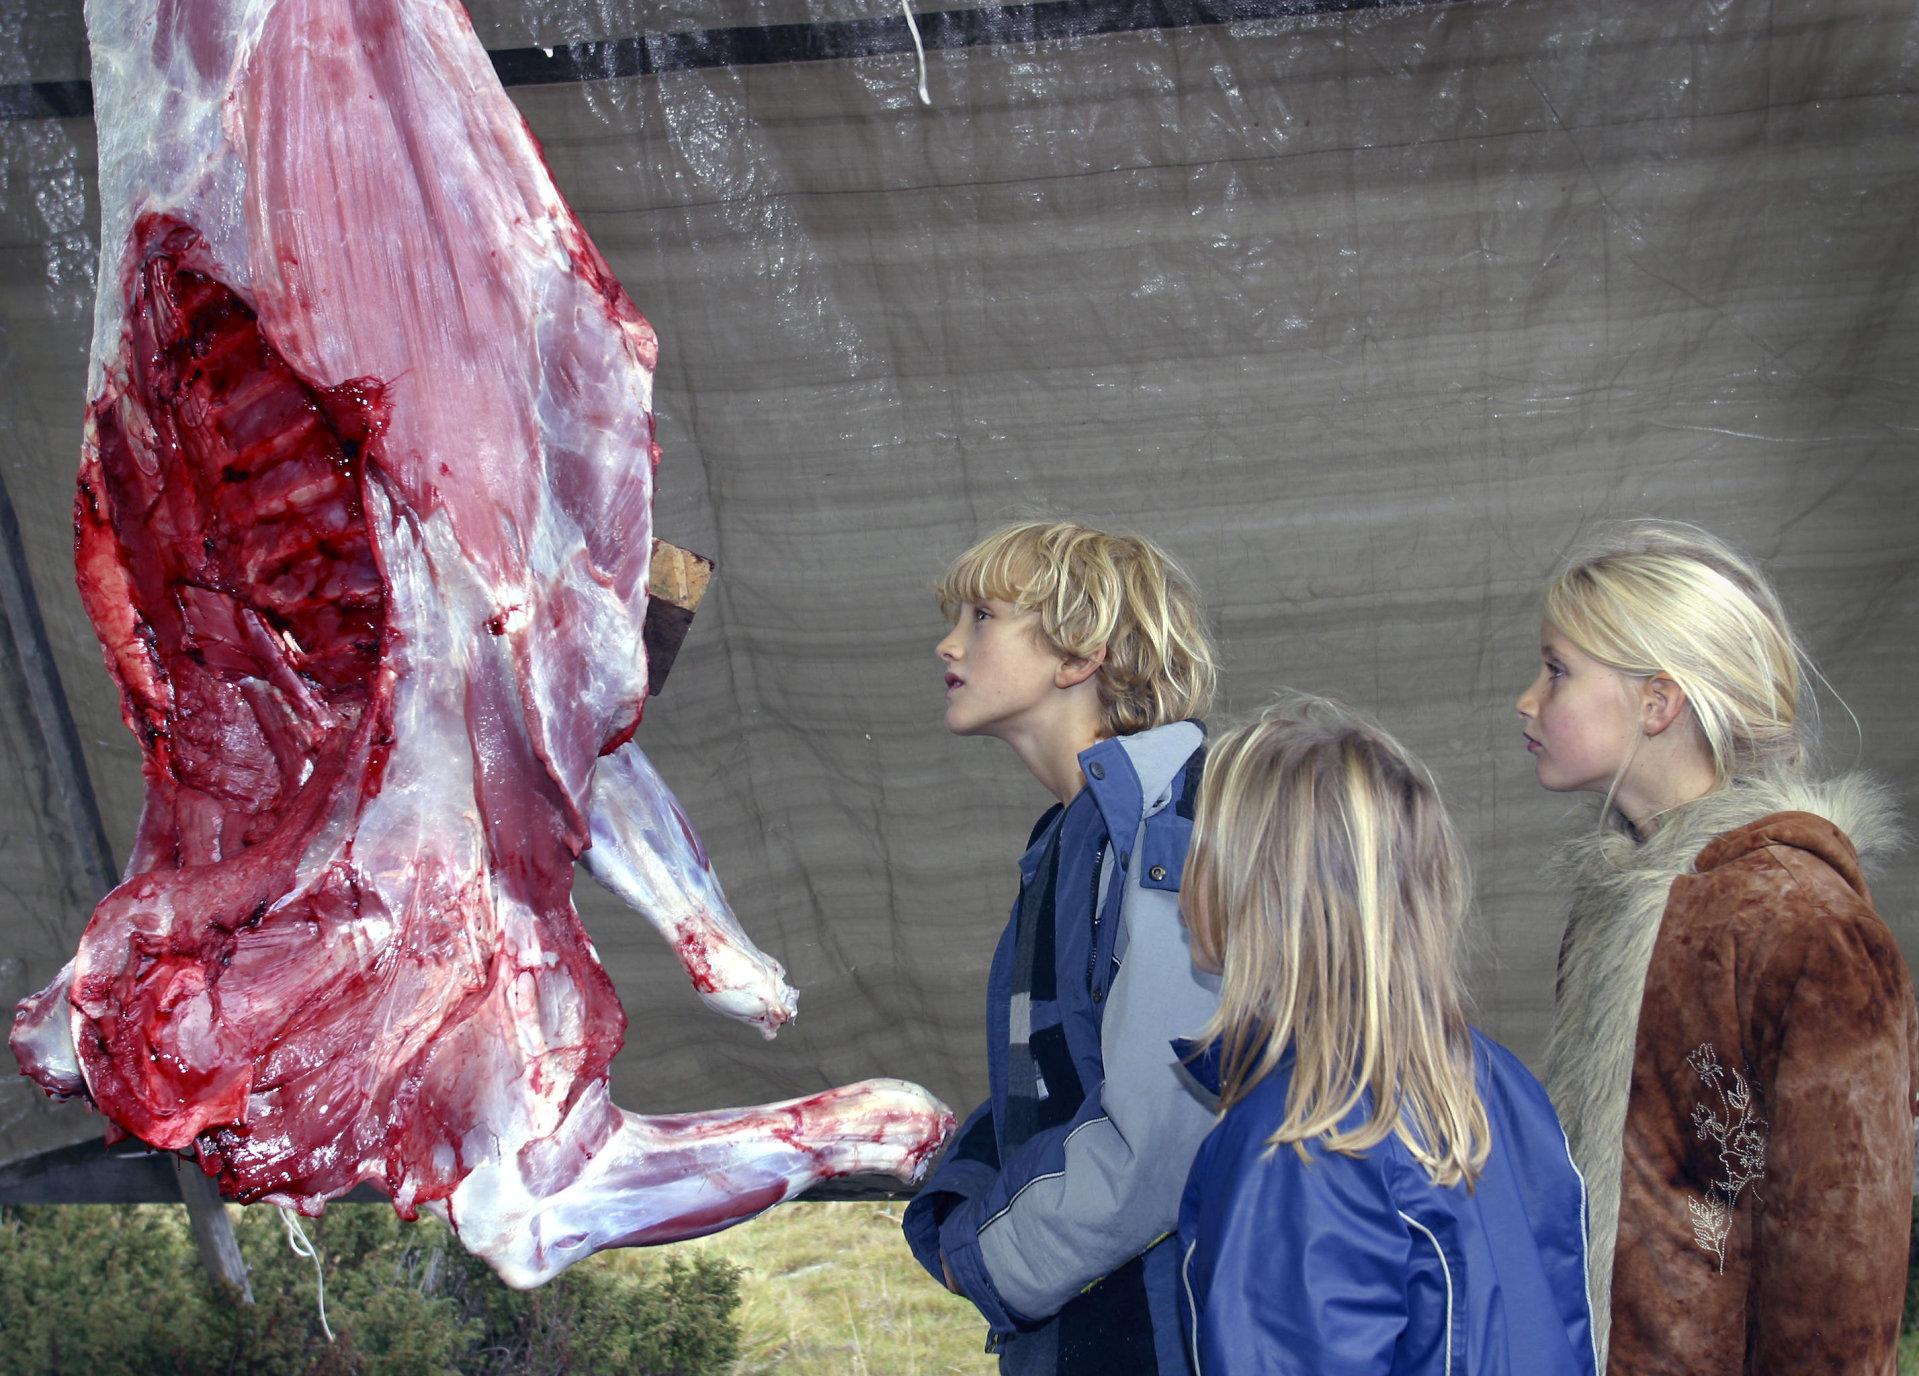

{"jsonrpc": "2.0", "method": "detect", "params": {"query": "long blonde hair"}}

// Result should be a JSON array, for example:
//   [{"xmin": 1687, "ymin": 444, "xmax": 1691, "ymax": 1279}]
[
  {"xmin": 1185, "ymin": 696, "xmax": 1490, "ymax": 1188},
  {"xmin": 935, "ymin": 520, "xmax": 1217, "ymax": 735},
  {"xmin": 1543, "ymin": 521, "xmax": 1810, "ymax": 784}
]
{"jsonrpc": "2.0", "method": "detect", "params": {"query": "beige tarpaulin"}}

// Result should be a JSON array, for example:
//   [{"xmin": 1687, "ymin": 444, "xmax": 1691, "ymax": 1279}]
[{"xmin": 2, "ymin": 0, "xmax": 1915, "ymax": 1183}]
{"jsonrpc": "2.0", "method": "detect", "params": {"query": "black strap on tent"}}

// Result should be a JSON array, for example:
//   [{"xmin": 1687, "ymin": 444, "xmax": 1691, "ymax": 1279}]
[{"xmin": 2, "ymin": 0, "xmax": 1454, "ymax": 123}]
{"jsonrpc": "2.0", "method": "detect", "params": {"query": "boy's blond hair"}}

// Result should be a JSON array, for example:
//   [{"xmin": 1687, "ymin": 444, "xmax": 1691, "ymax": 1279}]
[
  {"xmin": 1544, "ymin": 521, "xmax": 1810, "ymax": 784},
  {"xmin": 1184, "ymin": 696, "xmax": 1491, "ymax": 1189},
  {"xmin": 935, "ymin": 520, "xmax": 1217, "ymax": 737}
]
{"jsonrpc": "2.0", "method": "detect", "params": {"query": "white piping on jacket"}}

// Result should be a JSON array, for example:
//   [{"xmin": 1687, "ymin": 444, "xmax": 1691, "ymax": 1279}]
[
  {"xmin": 977, "ymin": 1114, "xmax": 1110, "ymax": 1235},
  {"xmin": 1560, "ymin": 1127, "xmax": 1602, "ymax": 1374},
  {"xmin": 1181, "ymin": 1237, "xmax": 1204, "ymax": 1375},
  {"xmin": 1399, "ymin": 1211, "xmax": 1453, "ymax": 1376}
]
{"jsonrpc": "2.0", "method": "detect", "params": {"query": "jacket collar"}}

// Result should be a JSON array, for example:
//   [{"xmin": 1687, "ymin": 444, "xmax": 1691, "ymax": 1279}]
[
  {"xmin": 1551, "ymin": 768, "xmax": 1897, "ymax": 903},
  {"xmin": 1171, "ymin": 1031, "xmax": 1292, "ymax": 1101},
  {"xmin": 1078, "ymin": 719, "xmax": 1204, "ymax": 851},
  {"xmin": 1171, "ymin": 1036, "xmax": 1224, "ymax": 1095}
]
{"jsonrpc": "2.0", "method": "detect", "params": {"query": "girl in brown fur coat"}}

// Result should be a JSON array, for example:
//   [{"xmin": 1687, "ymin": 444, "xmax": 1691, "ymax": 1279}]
[{"xmin": 1515, "ymin": 522, "xmax": 1917, "ymax": 1376}]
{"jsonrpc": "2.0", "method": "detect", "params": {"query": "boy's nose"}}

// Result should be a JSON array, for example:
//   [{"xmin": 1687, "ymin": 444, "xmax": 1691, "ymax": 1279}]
[
  {"xmin": 1515, "ymin": 677, "xmax": 1539, "ymax": 719},
  {"xmin": 936, "ymin": 629, "xmax": 960, "ymax": 661}
]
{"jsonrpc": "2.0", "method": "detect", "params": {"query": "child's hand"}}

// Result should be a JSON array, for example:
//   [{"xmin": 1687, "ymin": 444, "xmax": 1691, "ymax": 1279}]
[{"xmin": 941, "ymin": 1254, "xmax": 964, "ymax": 1295}]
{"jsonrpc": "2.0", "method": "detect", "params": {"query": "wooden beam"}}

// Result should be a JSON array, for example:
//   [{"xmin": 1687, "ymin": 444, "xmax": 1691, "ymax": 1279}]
[
  {"xmin": 175, "ymin": 1157, "xmax": 254, "ymax": 1301},
  {"xmin": 0, "ymin": 1137, "xmax": 181, "ymax": 1204},
  {"xmin": 0, "ymin": 1135, "xmax": 386, "ymax": 1202}
]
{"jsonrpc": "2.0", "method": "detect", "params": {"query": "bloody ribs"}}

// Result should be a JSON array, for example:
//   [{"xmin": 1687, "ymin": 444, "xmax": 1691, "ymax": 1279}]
[{"xmin": 9, "ymin": 0, "xmax": 950, "ymax": 1286}]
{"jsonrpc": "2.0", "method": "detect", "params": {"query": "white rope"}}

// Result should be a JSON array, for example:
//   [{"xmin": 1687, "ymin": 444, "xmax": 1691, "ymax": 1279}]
[
  {"xmin": 902, "ymin": 0, "xmax": 931, "ymax": 105},
  {"xmin": 279, "ymin": 1206, "xmax": 334, "ymax": 1342}
]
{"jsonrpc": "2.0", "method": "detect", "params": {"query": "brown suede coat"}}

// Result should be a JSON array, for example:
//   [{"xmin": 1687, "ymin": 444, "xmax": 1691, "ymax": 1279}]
[{"xmin": 1599, "ymin": 811, "xmax": 1918, "ymax": 1376}]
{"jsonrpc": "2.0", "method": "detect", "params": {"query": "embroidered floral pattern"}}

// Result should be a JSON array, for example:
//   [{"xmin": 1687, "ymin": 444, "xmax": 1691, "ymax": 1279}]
[{"xmin": 1685, "ymin": 1042, "xmax": 1767, "ymax": 1272}]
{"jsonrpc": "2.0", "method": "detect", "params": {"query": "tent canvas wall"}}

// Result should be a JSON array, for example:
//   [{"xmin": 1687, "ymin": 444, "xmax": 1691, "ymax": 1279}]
[{"xmin": 2, "ymin": 0, "xmax": 1915, "ymax": 1195}]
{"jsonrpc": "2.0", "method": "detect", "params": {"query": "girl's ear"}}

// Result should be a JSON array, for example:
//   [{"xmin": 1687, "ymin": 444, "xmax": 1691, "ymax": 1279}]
[
  {"xmin": 1641, "ymin": 674, "xmax": 1691, "ymax": 737},
  {"xmin": 1056, "ymin": 644, "xmax": 1106, "ymax": 690}
]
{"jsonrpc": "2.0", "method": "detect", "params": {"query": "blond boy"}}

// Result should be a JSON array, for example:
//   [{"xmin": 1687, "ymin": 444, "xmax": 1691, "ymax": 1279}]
[{"xmin": 902, "ymin": 521, "xmax": 1220, "ymax": 1376}]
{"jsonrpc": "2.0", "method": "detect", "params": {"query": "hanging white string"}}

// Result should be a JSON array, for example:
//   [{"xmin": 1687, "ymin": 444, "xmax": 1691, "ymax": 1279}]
[
  {"xmin": 901, "ymin": 0, "xmax": 931, "ymax": 105},
  {"xmin": 279, "ymin": 1206, "xmax": 335, "ymax": 1342}
]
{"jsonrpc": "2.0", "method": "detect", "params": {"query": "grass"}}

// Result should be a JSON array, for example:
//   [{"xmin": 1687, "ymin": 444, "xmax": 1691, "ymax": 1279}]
[
  {"xmin": 608, "ymin": 1201, "xmax": 999, "ymax": 1376},
  {"xmin": 626, "ymin": 1200, "xmax": 1919, "ymax": 1376},
  {"xmin": 614, "ymin": 1200, "xmax": 1919, "ymax": 1376}
]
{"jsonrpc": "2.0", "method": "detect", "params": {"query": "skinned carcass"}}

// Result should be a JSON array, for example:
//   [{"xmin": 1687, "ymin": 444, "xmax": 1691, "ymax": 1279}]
[{"xmin": 9, "ymin": 0, "xmax": 951, "ymax": 1287}]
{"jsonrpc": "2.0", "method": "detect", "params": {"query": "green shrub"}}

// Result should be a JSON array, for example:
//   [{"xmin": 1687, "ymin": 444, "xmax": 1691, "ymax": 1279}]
[
  {"xmin": 445, "ymin": 1246, "xmax": 740, "ymax": 1376},
  {"xmin": 0, "ymin": 1201, "xmax": 207, "ymax": 1375},
  {"xmin": 0, "ymin": 1202, "xmax": 740, "ymax": 1376}
]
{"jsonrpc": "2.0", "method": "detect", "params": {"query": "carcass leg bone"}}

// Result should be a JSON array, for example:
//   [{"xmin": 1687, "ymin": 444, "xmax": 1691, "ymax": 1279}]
[
  {"xmin": 584, "ymin": 740, "xmax": 798, "ymax": 1037},
  {"xmin": 444, "ymin": 1076, "xmax": 950, "ymax": 1288}
]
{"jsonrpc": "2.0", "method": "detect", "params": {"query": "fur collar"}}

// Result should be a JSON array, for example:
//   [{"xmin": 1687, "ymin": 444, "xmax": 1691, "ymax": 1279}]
[{"xmin": 1542, "ymin": 771, "xmax": 1899, "ymax": 1363}]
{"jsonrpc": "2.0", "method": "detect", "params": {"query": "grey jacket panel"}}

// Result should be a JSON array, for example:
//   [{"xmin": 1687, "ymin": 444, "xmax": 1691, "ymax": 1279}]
[{"xmin": 976, "ymin": 725, "xmax": 1221, "ymax": 1319}]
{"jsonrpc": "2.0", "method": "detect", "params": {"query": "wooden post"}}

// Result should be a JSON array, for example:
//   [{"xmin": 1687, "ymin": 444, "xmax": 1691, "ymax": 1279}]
[
  {"xmin": 175, "ymin": 1157, "xmax": 254, "ymax": 1302},
  {"xmin": 0, "ymin": 471, "xmax": 253, "ymax": 1301}
]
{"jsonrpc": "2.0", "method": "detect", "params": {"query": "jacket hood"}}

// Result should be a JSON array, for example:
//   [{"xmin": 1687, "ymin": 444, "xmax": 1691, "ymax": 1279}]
[
  {"xmin": 1692, "ymin": 792, "xmax": 1897, "ymax": 899},
  {"xmin": 1544, "ymin": 769, "xmax": 1901, "ymax": 1365}
]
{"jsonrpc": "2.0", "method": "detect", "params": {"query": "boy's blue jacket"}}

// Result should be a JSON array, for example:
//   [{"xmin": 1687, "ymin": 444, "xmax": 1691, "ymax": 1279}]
[
  {"xmin": 903, "ymin": 720, "xmax": 1219, "ymax": 1374},
  {"xmin": 1175, "ymin": 1029, "xmax": 1600, "ymax": 1376}
]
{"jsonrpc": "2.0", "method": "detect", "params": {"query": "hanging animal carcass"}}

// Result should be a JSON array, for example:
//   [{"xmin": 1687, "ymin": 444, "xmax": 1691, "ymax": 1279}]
[{"xmin": 9, "ymin": 0, "xmax": 950, "ymax": 1287}]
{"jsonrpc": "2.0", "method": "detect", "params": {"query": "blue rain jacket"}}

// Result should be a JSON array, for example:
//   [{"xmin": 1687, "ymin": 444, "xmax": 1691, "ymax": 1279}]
[
  {"xmin": 1176, "ymin": 1030, "xmax": 1599, "ymax": 1376},
  {"xmin": 903, "ymin": 720, "xmax": 1220, "ymax": 1374}
]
